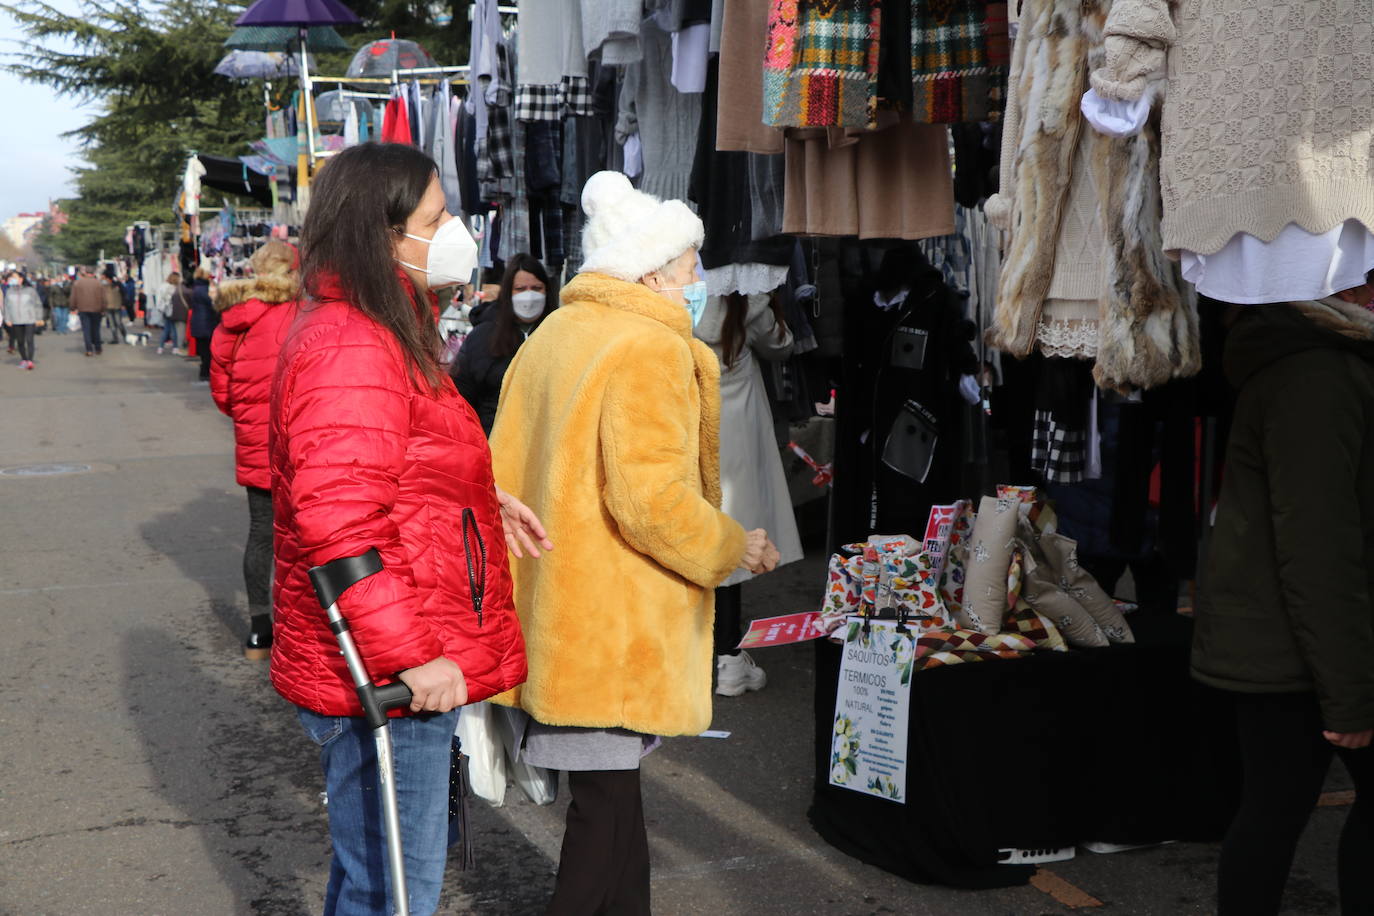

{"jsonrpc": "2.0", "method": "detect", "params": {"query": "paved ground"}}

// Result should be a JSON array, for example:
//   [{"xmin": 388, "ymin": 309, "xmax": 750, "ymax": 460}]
[{"xmin": 0, "ymin": 327, "xmax": 1356, "ymax": 915}]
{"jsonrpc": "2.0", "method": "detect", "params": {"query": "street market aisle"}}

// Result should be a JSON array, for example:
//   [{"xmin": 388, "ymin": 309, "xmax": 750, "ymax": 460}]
[{"xmin": 0, "ymin": 332, "xmax": 1350, "ymax": 915}]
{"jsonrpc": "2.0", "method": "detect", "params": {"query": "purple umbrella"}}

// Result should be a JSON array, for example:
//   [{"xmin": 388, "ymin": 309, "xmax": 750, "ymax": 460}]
[
  {"xmin": 234, "ymin": 0, "xmax": 359, "ymax": 168},
  {"xmin": 235, "ymin": 0, "xmax": 358, "ymax": 27}
]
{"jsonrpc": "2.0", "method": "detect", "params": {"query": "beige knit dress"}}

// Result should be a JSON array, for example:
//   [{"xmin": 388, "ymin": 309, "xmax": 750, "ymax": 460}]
[{"xmin": 1091, "ymin": 0, "xmax": 1374, "ymax": 256}]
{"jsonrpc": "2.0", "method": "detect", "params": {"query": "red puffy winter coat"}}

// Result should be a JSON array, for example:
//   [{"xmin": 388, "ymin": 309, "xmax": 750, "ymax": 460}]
[
  {"xmin": 269, "ymin": 272, "xmax": 527, "ymax": 716},
  {"xmin": 210, "ymin": 274, "xmax": 300, "ymax": 490}
]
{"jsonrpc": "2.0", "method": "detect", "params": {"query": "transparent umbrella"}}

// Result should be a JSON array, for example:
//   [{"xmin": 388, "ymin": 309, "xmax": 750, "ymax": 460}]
[
  {"xmin": 213, "ymin": 50, "xmax": 313, "ymax": 80},
  {"xmin": 346, "ymin": 38, "xmax": 437, "ymax": 80}
]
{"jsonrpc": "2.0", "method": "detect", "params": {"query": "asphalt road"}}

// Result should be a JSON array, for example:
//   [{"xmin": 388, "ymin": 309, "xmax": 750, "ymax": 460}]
[{"xmin": 0, "ymin": 327, "xmax": 1354, "ymax": 915}]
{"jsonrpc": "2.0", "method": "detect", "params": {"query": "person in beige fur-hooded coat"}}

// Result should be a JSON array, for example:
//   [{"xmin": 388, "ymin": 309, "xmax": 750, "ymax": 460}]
[
  {"xmin": 986, "ymin": 0, "xmax": 1200, "ymax": 392},
  {"xmin": 209, "ymin": 239, "xmax": 301, "ymax": 659}
]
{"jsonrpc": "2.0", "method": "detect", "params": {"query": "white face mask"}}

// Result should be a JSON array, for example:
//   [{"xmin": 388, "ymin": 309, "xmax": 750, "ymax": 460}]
[
  {"xmin": 511, "ymin": 290, "xmax": 546, "ymax": 321},
  {"xmin": 395, "ymin": 217, "xmax": 478, "ymax": 289}
]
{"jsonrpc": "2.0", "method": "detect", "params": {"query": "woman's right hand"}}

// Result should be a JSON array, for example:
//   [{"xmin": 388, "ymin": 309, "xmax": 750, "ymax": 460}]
[
  {"xmin": 398, "ymin": 656, "xmax": 468, "ymax": 713},
  {"xmin": 739, "ymin": 529, "xmax": 781, "ymax": 575}
]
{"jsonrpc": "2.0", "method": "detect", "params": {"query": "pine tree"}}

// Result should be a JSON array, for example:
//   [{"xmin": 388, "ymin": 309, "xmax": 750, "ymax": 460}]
[{"xmin": 3, "ymin": 0, "xmax": 469, "ymax": 263}]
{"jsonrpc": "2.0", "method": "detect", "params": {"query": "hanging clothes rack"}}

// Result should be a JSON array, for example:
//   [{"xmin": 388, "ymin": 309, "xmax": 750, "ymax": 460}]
[{"xmin": 390, "ymin": 64, "xmax": 470, "ymax": 87}]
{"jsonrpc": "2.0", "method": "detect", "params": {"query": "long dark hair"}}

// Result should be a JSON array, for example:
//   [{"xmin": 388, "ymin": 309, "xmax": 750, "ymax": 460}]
[
  {"xmin": 300, "ymin": 142, "xmax": 443, "ymax": 390},
  {"xmin": 720, "ymin": 292, "xmax": 788, "ymax": 370},
  {"xmin": 489, "ymin": 253, "xmax": 555, "ymax": 360}
]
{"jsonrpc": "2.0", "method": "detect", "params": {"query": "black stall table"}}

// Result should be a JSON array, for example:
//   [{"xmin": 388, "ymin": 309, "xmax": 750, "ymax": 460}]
[{"xmin": 809, "ymin": 612, "xmax": 1240, "ymax": 888}]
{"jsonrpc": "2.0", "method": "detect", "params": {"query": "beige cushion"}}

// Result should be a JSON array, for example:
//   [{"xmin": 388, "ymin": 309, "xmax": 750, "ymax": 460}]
[
  {"xmin": 1019, "ymin": 544, "xmax": 1109, "ymax": 648},
  {"xmin": 1039, "ymin": 533, "xmax": 1135, "ymax": 644},
  {"xmin": 956, "ymin": 496, "xmax": 1019, "ymax": 634}
]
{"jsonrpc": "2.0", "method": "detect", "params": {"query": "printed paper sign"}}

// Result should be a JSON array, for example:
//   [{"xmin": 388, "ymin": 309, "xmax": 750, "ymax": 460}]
[
  {"xmin": 922, "ymin": 501, "xmax": 968, "ymax": 583},
  {"xmin": 737, "ymin": 612, "xmax": 825, "ymax": 650},
  {"xmin": 829, "ymin": 618, "xmax": 913, "ymax": 804}
]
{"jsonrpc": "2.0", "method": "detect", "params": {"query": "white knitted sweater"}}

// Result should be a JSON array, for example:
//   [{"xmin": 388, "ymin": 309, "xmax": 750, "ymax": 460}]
[{"xmin": 1091, "ymin": 0, "xmax": 1374, "ymax": 257}]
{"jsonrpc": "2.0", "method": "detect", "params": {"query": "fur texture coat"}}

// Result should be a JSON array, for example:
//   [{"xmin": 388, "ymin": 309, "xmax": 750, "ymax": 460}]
[
  {"xmin": 986, "ymin": 0, "xmax": 1200, "ymax": 391},
  {"xmin": 488, "ymin": 272, "xmax": 748, "ymax": 737}
]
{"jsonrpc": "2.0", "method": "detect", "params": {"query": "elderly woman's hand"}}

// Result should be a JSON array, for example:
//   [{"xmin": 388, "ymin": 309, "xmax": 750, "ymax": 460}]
[
  {"xmin": 740, "ymin": 529, "xmax": 781, "ymax": 575},
  {"xmin": 496, "ymin": 486, "xmax": 555, "ymax": 559}
]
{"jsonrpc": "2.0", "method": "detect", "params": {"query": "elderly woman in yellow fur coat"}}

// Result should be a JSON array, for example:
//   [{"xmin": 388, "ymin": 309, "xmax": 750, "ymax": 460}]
[{"xmin": 490, "ymin": 171, "xmax": 780, "ymax": 914}]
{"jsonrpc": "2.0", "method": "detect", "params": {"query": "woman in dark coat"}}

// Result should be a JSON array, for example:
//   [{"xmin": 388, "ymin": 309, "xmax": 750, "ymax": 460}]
[
  {"xmin": 1198, "ymin": 278, "xmax": 1374, "ymax": 915},
  {"xmin": 188, "ymin": 267, "xmax": 219, "ymax": 383},
  {"xmin": 450, "ymin": 253, "xmax": 553, "ymax": 435}
]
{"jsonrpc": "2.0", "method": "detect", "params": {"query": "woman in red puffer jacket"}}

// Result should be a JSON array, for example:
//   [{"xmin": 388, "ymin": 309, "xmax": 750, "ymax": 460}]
[
  {"xmin": 210, "ymin": 239, "xmax": 300, "ymax": 660},
  {"xmin": 270, "ymin": 142, "xmax": 547, "ymax": 916}
]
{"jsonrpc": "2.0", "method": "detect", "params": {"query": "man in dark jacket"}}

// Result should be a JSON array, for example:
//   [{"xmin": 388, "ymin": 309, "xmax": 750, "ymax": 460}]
[{"xmin": 1198, "ymin": 277, "xmax": 1374, "ymax": 915}]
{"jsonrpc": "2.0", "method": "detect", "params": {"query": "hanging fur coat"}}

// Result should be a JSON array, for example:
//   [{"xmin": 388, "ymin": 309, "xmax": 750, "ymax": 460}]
[{"xmin": 985, "ymin": 0, "xmax": 1200, "ymax": 392}]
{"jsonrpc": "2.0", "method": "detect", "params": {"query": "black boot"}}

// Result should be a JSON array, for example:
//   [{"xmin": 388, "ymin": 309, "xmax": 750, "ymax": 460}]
[{"xmin": 244, "ymin": 613, "xmax": 272, "ymax": 660}]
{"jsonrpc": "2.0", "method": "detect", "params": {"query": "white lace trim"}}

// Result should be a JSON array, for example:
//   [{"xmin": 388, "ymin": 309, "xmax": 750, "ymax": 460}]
[
  {"xmin": 1036, "ymin": 317, "xmax": 1099, "ymax": 359},
  {"xmin": 704, "ymin": 263, "xmax": 790, "ymax": 298}
]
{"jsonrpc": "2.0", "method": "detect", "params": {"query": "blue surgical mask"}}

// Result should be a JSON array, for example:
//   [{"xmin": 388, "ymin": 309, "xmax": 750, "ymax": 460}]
[{"xmin": 663, "ymin": 279, "xmax": 709, "ymax": 326}]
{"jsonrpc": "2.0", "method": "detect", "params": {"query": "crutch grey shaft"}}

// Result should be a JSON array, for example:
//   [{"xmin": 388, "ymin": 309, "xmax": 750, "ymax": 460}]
[{"xmin": 309, "ymin": 548, "xmax": 415, "ymax": 916}]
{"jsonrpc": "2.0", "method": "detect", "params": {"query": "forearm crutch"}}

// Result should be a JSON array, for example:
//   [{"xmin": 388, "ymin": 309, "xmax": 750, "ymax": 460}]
[{"xmin": 309, "ymin": 548, "xmax": 415, "ymax": 916}]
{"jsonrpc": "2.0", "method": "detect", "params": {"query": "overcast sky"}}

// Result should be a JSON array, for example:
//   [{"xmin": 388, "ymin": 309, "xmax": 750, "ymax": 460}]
[{"xmin": 0, "ymin": 0, "xmax": 94, "ymax": 219}]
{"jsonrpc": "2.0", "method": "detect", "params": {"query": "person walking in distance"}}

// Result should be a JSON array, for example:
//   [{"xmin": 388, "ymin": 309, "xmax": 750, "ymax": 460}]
[
  {"xmin": 48, "ymin": 275, "xmax": 71, "ymax": 335},
  {"xmin": 271, "ymin": 142, "xmax": 549, "ymax": 916},
  {"xmin": 210, "ymin": 240, "xmax": 301, "ymax": 660},
  {"xmin": 3, "ymin": 272, "xmax": 44, "ymax": 369},
  {"xmin": 102, "ymin": 269, "xmax": 126, "ymax": 345},
  {"xmin": 188, "ymin": 267, "xmax": 218, "ymax": 384},
  {"xmin": 70, "ymin": 267, "xmax": 105, "ymax": 356},
  {"xmin": 158, "ymin": 273, "xmax": 187, "ymax": 354},
  {"xmin": 489, "ymin": 171, "xmax": 780, "ymax": 915}
]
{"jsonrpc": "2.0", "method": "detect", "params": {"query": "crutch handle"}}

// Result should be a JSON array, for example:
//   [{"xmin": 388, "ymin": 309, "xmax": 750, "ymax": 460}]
[
  {"xmin": 310, "ymin": 548, "xmax": 384, "ymax": 609},
  {"xmin": 308, "ymin": 548, "xmax": 414, "ymax": 727},
  {"xmin": 361, "ymin": 681, "xmax": 415, "ymax": 730}
]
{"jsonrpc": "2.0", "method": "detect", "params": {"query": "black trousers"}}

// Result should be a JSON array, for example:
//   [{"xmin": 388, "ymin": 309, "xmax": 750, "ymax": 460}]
[
  {"xmin": 11, "ymin": 324, "xmax": 35, "ymax": 361},
  {"xmin": 1219, "ymin": 692, "xmax": 1374, "ymax": 915},
  {"xmin": 547, "ymin": 769, "xmax": 651, "ymax": 916},
  {"xmin": 105, "ymin": 309, "xmax": 126, "ymax": 343},
  {"xmin": 195, "ymin": 336, "xmax": 212, "ymax": 380},
  {"xmin": 244, "ymin": 486, "xmax": 273, "ymax": 613},
  {"xmin": 713, "ymin": 584, "xmax": 743, "ymax": 656},
  {"xmin": 79, "ymin": 312, "xmax": 103, "ymax": 354}
]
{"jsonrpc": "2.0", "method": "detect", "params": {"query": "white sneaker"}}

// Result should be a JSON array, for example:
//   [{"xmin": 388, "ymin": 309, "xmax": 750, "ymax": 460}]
[{"xmin": 716, "ymin": 652, "xmax": 766, "ymax": 697}]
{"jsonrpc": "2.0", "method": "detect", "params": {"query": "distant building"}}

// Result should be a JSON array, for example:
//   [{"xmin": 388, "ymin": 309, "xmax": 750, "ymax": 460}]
[{"xmin": 5, "ymin": 201, "xmax": 67, "ymax": 249}]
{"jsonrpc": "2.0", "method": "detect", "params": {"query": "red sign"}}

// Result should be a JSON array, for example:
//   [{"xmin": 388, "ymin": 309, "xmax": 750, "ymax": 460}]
[{"xmin": 737, "ymin": 611, "xmax": 826, "ymax": 649}]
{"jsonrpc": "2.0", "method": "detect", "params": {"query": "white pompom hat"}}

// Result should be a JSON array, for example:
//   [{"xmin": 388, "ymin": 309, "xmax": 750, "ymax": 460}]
[{"xmin": 578, "ymin": 171, "xmax": 705, "ymax": 283}]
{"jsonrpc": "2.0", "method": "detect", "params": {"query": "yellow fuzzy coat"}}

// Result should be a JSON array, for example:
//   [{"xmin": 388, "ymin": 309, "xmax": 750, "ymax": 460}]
[{"xmin": 489, "ymin": 273, "xmax": 748, "ymax": 736}]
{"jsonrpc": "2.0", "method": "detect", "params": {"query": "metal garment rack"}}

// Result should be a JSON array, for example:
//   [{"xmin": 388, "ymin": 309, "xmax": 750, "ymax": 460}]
[{"xmin": 390, "ymin": 64, "xmax": 471, "ymax": 86}]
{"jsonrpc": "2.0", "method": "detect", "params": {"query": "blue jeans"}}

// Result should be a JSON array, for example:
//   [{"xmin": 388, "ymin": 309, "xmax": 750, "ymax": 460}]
[
  {"xmin": 297, "ymin": 707, "xmax": 459, "ymax": 916},
  {"xmin": 52, "ymin": 305, "xmax": 69, "ymax": 333},
  {"xmin": 160, "ymin": 319, "xmax": 183, "ymax": 349}
]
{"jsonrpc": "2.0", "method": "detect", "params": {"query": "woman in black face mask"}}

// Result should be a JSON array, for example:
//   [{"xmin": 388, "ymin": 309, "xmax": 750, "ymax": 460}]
[{"xmin": 450, "ymin": 253, "xmax": 555, "ymax": 435}]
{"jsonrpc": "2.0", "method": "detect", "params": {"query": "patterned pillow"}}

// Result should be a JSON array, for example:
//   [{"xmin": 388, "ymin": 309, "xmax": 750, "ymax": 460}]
[
  {"xmin": 1004, "ymin": 599, "xmax": 1069, "ymax": 652},
  {"xmin": 957, "ymin": 496, "xmax": 1019, "ymax": 634},
  {"xmin": 1019, "ymin": 545, "xmax": 1108, "ymax": 648},
  {"xmin": 820, "ymin": 539, "xmax": 951, "ymax": 635},
  {"xmin": 915, "ymin": 648, "xmax": 1029, "ymax": 671},
  {"xmin": 1039, "ymin": 533, "xmax": 1135, "ymax": 644},
  {"xmin": 914, "ymin": 629, "xmax": 1037, "ymax": 657},
  {"xmin": 938, "ymin": 501, "xmax": 976, "ymax": 618}
]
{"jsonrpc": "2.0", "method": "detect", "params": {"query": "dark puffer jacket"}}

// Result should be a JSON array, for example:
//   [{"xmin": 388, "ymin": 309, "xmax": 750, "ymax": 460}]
[
  {"xmin": 451, "ymin": 307, "xmax": 516, "ymax": 436},
  {"xmin": 210, "ymin": 273, "xmax": 300, "ymax": 490},
  {"xmin": 269, "ymin": 271, "xmax": 527, "ymax": 716},
  {"xmin": 1196, "ymin": 297, "xmax": 1374, "ymax": 733},
  {"xmin": 188, "ymin": 278, "xmax": 219, "ymax": 339}
]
